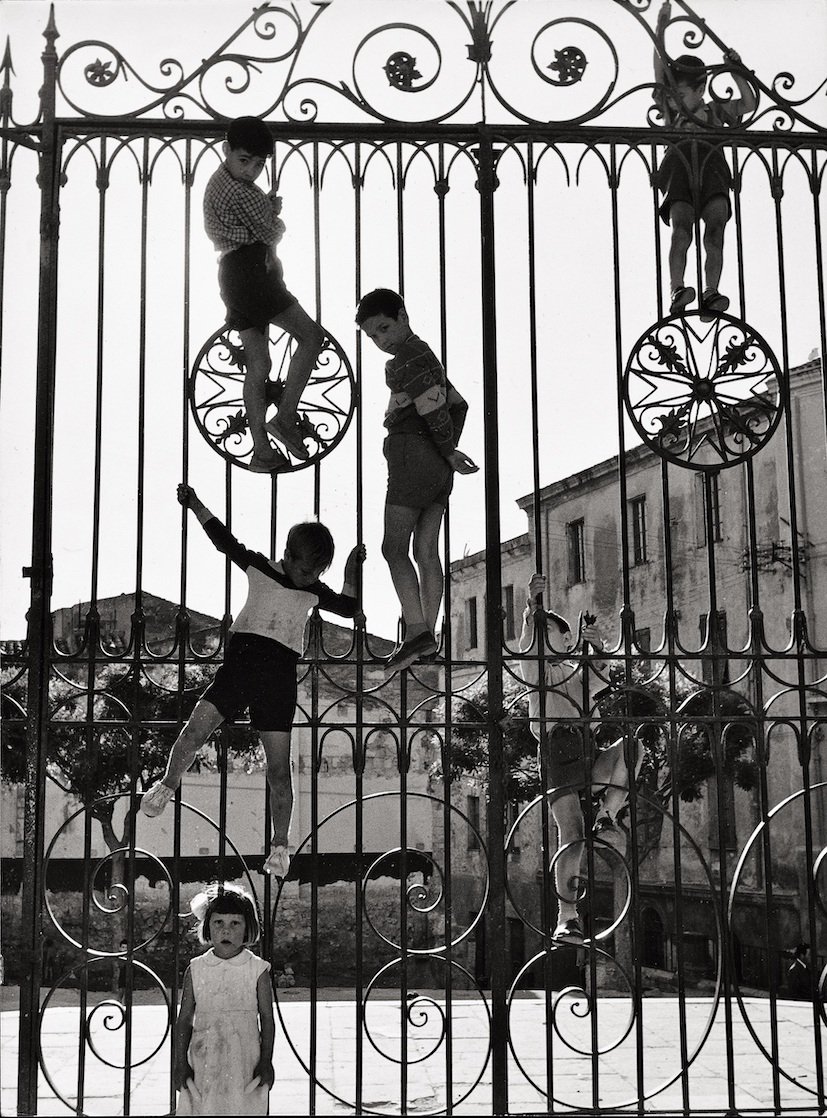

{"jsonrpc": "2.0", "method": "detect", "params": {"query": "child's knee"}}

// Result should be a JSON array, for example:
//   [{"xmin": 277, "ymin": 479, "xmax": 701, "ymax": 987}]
[
  {"xmin": 266, "ymin": 760, "xmax": 291, "ymax": 789},
  {"xmin": 246, "ymin": 350, "xmax": 272, "ymax": 380},
  {"xmin": 382, "ymin": 532, "xmax": 405, "ymax": 565},
  {"xmin": 412, "ymin": 533, "xmax": 440, "ymax": 569}
]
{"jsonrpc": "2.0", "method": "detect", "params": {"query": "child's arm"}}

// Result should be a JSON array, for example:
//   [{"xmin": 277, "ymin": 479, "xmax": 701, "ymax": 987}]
[
  {"xmin": 653, "ymin": 1, "xmax": 676, "ymax": 126},
  {"xmin": 447, "ymin": 383, "xmax": 469, "ymax": 442},
  {"xmin": 174, "ymin": 967, "xmax": 196, "ymax": 1091},
  {"xmin": 721, "ymin": 48, "xmax": 757, "ymax": 119},
  {"xmin": 177, "ymin": 483, "xmax": 255, "ymax": 571},
  {"xmin": 342, "ymin": 544, "xmax": 366, "ymax": 599},
  {"xmin": 177, "ymin": 483, "xmax": 213, "ymax": 526},
  {"xmin": 309, "ymin": 545, "xmax": 366, "ymax": 620},
  {"xmin": 230, "ymin": 181, "xmax": 285, "ymax": 247},
  {"xmin": 516, "ymin": 573, "xmax": 546, "ymax": 689},
  {"xmin": 253, "ymin": 970, "xmax": 275, "ymax": 1089}
]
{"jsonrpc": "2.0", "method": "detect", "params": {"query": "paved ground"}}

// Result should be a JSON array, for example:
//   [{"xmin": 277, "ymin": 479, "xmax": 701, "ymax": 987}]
[{"xmin": 1, "ymin": 988, "xmax": 824, "ymax": 1115}]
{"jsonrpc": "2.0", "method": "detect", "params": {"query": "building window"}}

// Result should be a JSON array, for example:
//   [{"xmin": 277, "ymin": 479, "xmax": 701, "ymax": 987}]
[
  {"xmin": 466, "ymin": 795, "xmax": 481, "ymax": 850},
  {"xmin": 567, "ymin": 519, "xmax": 585, "ymax": 584},
  {"xmin": 698, "ymin": 473, "xmax": 723, "ymax": 544},
  {"xmin": 465, "ymin": 596, "xmax": 478, "ymax": 650},
  {"xmin": 630, "ymin": 495, "xmax": 647, "ymax": 565},
  {"xmin": 503, "ymin": 584, "xmax": 515, "ymax": 641}
]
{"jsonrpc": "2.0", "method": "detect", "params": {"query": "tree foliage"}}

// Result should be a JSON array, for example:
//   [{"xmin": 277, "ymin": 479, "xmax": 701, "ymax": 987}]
[
  {"xmin": 428, "ymin": 665, "xmax": 759, "ymax": 821},
  {"xmin": 1, "ymin": 661, "xmax": 261, "ymax": 855}
]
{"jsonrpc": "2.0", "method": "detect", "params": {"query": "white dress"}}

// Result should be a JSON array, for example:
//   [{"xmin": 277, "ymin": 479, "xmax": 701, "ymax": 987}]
[{"xmin": 176, "ymin": 948, "xmax": 271, "ymax": 1116}]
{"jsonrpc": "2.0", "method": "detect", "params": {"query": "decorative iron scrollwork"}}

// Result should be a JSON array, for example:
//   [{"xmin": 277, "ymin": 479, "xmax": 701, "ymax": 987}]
[
  {"xmin": 189, "ymin": 325, "xmax": 355, "ymax": 472},
  {"xmin": 548, "ymin": 46, "xmax": 588, "ymax": 86},
  {"xmin": 624, "ymin": 312, "xmax": 784, "ymax": 471}
]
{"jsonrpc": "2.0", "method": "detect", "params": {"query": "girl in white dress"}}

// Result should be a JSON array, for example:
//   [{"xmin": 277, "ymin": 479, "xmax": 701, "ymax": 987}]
[{"xmin": 175, "ymin": 883, "xmax": 274, "ymax": 1116}]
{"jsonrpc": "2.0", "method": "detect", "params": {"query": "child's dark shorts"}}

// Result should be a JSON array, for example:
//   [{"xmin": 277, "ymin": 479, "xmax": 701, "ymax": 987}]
[
  {"xmin": 657, "ymin": 140, "xmax": 732, "ymax": 225},
  {"xmin": 541, "ymin": 726, "xmax": 596, "ymax": 804},
  {"xmin": 201, "ymin": 632, "xmax": 298, "ymax": 732},
  {"xmin": 384, "ymin": 432, "xmax": 454, "ymax": 509},
  {"xmin": 218, "ymin": 243, "xmax": 297, "ymax": 333}
]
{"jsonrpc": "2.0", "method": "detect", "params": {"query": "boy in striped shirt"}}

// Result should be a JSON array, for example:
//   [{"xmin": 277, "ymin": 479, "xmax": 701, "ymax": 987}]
[{"xmin": 356, "ymin": 289, "xmax": 477, "ymax": 672}]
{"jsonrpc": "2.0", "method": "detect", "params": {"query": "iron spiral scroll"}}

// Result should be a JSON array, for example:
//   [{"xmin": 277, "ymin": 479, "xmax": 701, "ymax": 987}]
[
  {"xmin": 624, "ymin": 311, "xmax": 784, "ymax": 471},
  {"xmin": 189, "ymin": 324, "xmax": 355, "ymax": 472},
  {"xmin": 269, "ymin": 791, "xmax": 492, "ymax": 1114},
  {"xmin": 35, "ymin": 793, "xmax": 265, "ymax": 1116},
  {"xmin": 47, "ymin": 2, "xmax": 827, "ymax": 132},
  {"xmin": 503, "ymin": 785, "xmax": 723, "ymax": 1109}
]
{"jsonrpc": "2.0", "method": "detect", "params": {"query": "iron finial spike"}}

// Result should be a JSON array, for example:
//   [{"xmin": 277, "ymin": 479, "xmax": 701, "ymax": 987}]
[
  {"xmin": 1, "ymin": 38, "xmax": 14, "ymax": 81},
  {"xmin": 43, "ymin": 4, "xmax": 59, "ymax": 50}
]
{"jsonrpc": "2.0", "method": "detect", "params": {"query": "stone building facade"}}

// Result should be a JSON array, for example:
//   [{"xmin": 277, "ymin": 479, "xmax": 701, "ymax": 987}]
[{"xmin": 445, "ymin": 358, "xmax": 827, "ymax": 991}]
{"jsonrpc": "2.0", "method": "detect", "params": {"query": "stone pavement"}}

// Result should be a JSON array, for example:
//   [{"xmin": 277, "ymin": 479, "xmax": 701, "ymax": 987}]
[{"xmin": 1, "ymin": 988, "xmax": 824, "ymax": 1115}]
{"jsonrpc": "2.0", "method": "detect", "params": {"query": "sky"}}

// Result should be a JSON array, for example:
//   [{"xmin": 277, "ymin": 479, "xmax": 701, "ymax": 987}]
[{"xmin": 1, "ymin": 0, "xmax": 825, "ymax": 641}]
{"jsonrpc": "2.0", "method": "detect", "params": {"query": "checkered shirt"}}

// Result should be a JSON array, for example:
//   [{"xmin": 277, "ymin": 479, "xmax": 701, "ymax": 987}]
[{"xmin": 203, "ymin": 162, "xmax": 285, "ymax": 256}]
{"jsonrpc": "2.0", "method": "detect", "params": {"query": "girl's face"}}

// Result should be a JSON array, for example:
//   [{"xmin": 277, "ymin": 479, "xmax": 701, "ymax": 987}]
[{"xmin": 208, "ymin": 910, "xmax": 246, "ymax": 958}]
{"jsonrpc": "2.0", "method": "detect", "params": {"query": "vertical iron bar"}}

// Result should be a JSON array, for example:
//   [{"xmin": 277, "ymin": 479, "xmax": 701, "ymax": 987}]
[
  {"xmin": 353, "ymin": 139, "xmax": 365, "ymax": 1117},
  {"xmin": 17, "ymin": 11, "xmax": 59, "ymax": 1114},
  {"xmin": 476, "ymin": 124, "xmax": 507, "ymax": 1117}
]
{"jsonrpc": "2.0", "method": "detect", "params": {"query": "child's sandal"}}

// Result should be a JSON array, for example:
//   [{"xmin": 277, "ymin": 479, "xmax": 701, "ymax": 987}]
[
  {"xmin": 700, "ymin": 288, "xmax": 729, "ymax": 321},
  {"xmin": 669, "ymin": 285, "xmax": 695, "ymax": 315}
]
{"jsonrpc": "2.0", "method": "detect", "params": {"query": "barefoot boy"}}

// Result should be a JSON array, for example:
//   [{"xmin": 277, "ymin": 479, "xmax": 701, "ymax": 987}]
[
  {"xmin": 356, "ymin": 289, "xmax": 478, "ymax": 672},
  {"xmin": 518, "ymin": 573, "xmax": 639, "ymax": 945},
  {"xmin": 141, "ymin": 484, "xmax": 365, "ymax": 877},
  {"xmin": 204, "ymin": 116, "xmax": 326, "ymax": 472},
  {"xmin": 653, "ymin": 1, "xmax": 756, "ymax": 319}
]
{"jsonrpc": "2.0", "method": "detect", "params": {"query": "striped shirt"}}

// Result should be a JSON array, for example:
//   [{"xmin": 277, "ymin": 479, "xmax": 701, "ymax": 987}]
[
  {"xmin": 203, "ymin": 163, "xmax": 285, "ymax": 257},
  {"xmin": 384, "ymin": 335, "xmax": 467, "ymax": 458},
  {"xmin": 203, "ymin": 517, "xmax": 356, "ymax": 654}
]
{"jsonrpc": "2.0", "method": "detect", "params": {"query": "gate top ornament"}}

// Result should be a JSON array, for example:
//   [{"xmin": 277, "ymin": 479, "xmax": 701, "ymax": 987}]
[
  {"xmin": 13, "ymin": 1, "xmax": 819, "ymax": 133},
  {"xmin": 623, "ymin": 312, "xmax": 784, "ymax": 472}
]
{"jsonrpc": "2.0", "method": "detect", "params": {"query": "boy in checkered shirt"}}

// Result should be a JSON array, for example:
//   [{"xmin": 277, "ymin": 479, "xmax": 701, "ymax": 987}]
[{"xmin": 203, "ymin": 116, "xmax": 325, "ymax": 472}]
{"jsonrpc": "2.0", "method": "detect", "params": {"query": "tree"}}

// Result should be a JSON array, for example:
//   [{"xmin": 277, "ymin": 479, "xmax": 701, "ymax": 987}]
[
  {"xmin": 1, "ymin": 660, "xmax": 261, "ymax": 917},
  {"xmin": 428, "ymin": 665, "xmax": 758, "ymax": 861}
]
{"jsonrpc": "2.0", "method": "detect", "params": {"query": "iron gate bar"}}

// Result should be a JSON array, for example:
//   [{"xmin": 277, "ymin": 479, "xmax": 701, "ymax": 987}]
[
  {"xmin": 476, "ymin": 125, "xmax": 509, "ymax": 1118},
  {"xmin": 16, "ymin": 13, "xmax": 60, "ymax": 1116}
]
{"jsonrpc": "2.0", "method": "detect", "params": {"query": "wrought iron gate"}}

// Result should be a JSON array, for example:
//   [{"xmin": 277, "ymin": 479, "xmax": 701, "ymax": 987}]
[{"xmin": 2, "ymin": 1, "xmax": 827, "ymax": 1114}]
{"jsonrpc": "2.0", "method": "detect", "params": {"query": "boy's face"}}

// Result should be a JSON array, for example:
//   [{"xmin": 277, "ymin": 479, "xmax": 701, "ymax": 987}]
[
  {"xmin": 541, "ymin": 615, "xmax": 574, "ymax": 655},
  {"xmin": 223, "ymin": 142, "xmax": 267, "ymax": 184},
  {"xmin": 359, "ymin": 310, "xmax": 412, "ymax": 355},
  {"xmin": 674, "ymin": 80, "xmax": 705, "ymax": 112},
  {"xmin": 282, "ymin": 546, "xmax": 326, "ymax": 588}
]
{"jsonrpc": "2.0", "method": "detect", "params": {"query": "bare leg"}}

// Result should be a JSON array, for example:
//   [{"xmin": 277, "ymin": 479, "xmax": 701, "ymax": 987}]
[
  {"xmin": 551, "ymin": 792, "xmax": 585, "ymax": 925},
  {"xmin": 271, "ymin": 302, "xmax": 325, "ymax": 420},
  {"xmin": 383, "ymin": 503, "xmax": 428, "ymax": 637},
  {"xmin": 668, "ymin": 200, "xmax": 695, "ymax": 294},
  {"xmin": 238, "ymin": 327, "xmax": 273, "ymax": 457},
  {"xmin": 160, "ymin": 699, "xmax": 224, "ymax": 790},
  {"xmin": 701, "ymin": 195, "xmax": 729, "ymax": 294},
  {"xmin": 411, "ymin": 502, "xmax": 446, "ymax": 636},
  {"xmin": 261, "ymin": 731, "xmax": 293, "ymax": 848},
  {"xmin": 592, "ymin": 738, "xmax": 643, "ymax": 820}
]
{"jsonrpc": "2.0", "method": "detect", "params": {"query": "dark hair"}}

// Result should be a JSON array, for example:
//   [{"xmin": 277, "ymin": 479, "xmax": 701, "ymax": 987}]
[
  {"xmin": 355, "ymin": 288, "xmax": 406, "ymax": 324},
  {"xmin": 672, "ymin": 54, "xmax": 707, "ymax": 90},
  {"xmin": 544, "ymin": 610, "xmax": 571, "ymax": 636},
  {"xmin": 286, "ymin": 521, "xmax": 335, "ymax": 572},
  {"xmin": 226, "ymin": 116, "xmax": 273, "ymax": 158},
  {"xmin": 195, "ymin": 883, "xmax": 260, "ymax": 947}
]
